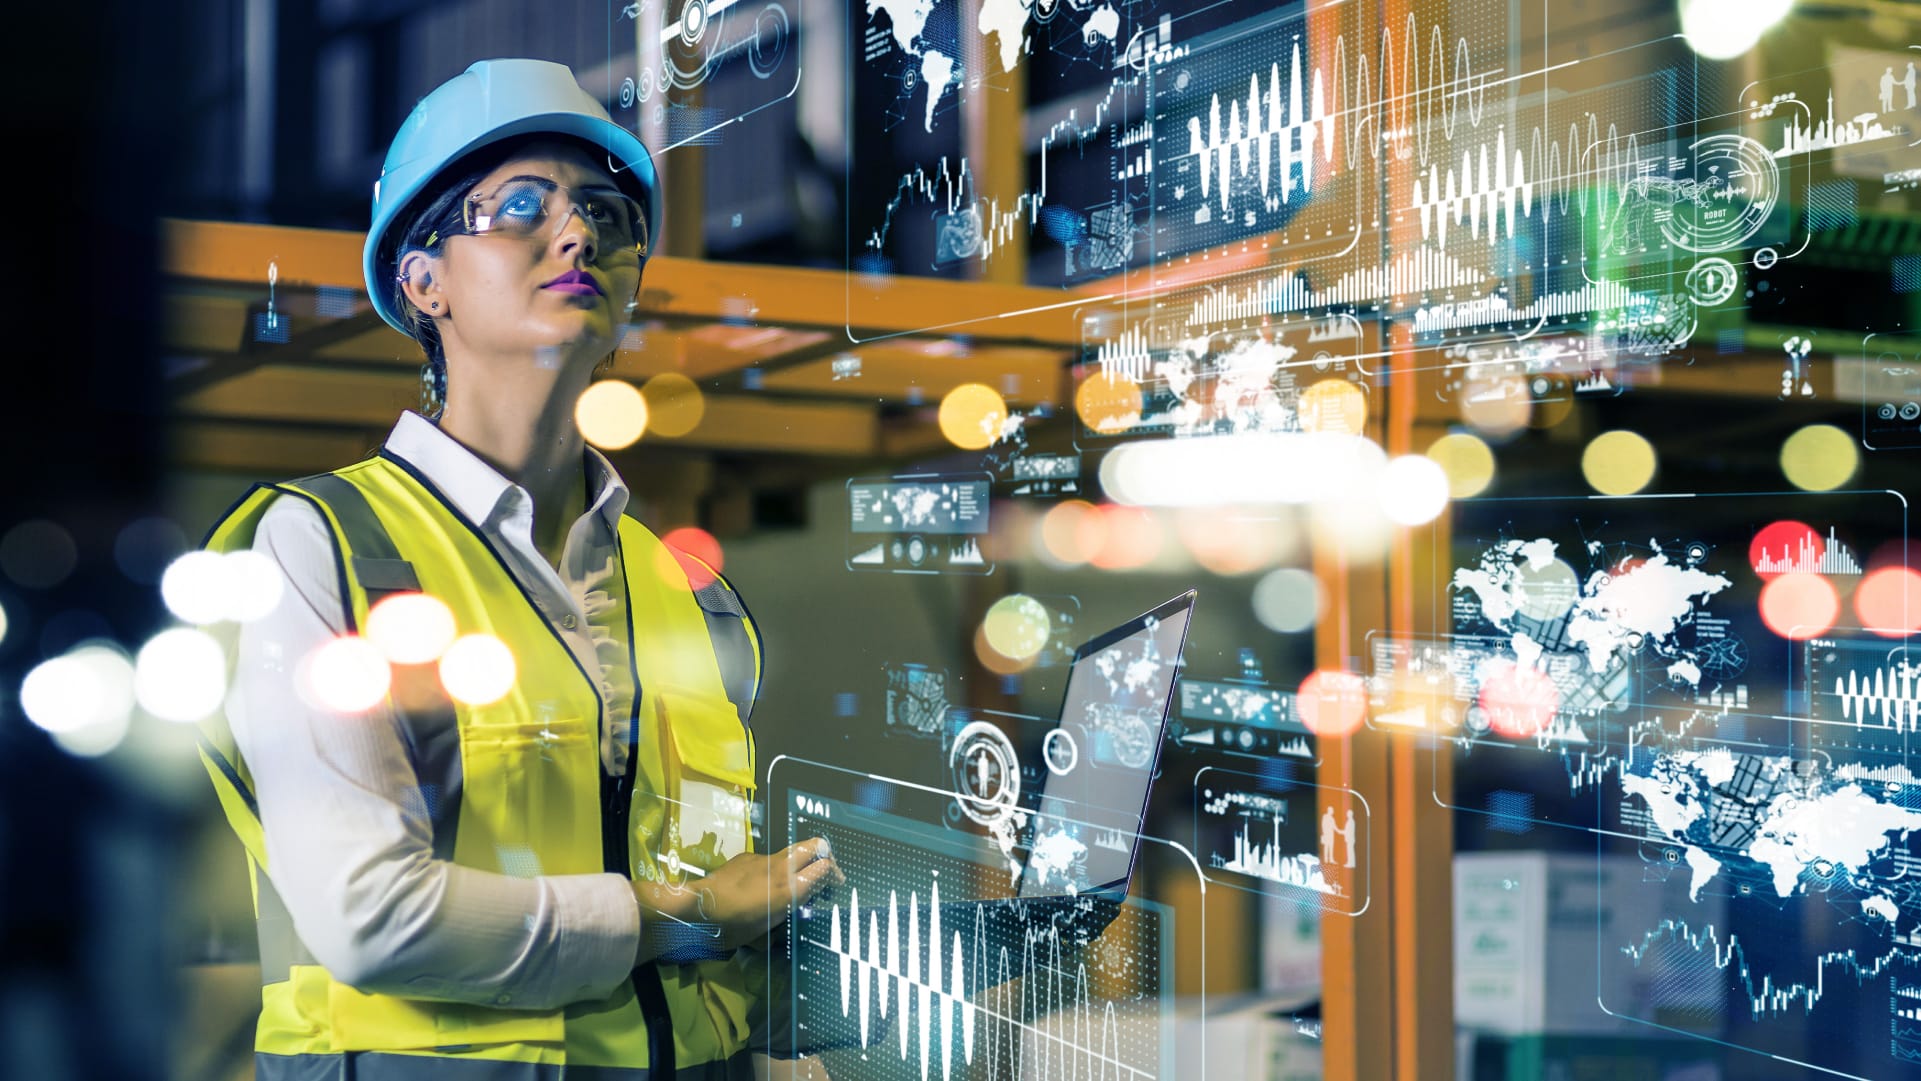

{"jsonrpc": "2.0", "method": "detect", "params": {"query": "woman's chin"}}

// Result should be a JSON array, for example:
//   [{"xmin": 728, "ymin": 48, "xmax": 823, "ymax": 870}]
[{"xmin": 524, "ymin": 319, "xmax": 617, "ymax": 363}]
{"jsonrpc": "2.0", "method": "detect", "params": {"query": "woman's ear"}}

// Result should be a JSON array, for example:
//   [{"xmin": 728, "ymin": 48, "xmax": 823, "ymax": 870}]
[{"xmin": 397, "ymin": 251, "xmax": 446, "ymax": 318}]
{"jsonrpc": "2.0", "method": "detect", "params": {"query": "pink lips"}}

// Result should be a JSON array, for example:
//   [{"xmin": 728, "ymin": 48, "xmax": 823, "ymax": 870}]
[{"xmin": 542, "ymin": 269, "xmax": 603, "ymax": 297}]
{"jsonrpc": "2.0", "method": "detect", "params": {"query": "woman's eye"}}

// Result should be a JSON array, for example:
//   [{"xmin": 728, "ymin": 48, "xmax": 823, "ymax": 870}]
[{"xmin": 498, "ymin": 190, "xmax": 547, "ymax": 221}]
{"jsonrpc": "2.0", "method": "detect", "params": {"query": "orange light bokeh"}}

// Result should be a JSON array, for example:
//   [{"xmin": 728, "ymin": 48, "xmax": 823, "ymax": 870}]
[{"xmin": 1758, "ymin": 573, "xmax": 1840, "ymax": 640}]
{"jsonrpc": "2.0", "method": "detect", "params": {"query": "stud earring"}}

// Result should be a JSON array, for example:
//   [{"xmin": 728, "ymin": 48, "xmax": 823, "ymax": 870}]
[{"xmin": 429, "ymin": 301, "xmax": 440, "ymax": 312}]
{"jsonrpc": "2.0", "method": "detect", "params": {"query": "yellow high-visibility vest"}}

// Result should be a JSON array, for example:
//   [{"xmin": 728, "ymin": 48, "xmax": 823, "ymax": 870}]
[{"xmin": 196, "ymin": 452, "xmax": 768, "ymax": 1080}]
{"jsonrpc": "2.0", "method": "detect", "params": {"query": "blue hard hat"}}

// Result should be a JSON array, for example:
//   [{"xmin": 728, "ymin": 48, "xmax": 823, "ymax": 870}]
[{"xmin": 362, "ymin": 58, "xmax": 659, "ymax": 334}]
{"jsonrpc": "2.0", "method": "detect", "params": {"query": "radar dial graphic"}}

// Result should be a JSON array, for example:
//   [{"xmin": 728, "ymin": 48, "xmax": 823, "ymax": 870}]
[{"xmin": 1660, "ymin": 134, "xmax": 1779, "ymax": 254}]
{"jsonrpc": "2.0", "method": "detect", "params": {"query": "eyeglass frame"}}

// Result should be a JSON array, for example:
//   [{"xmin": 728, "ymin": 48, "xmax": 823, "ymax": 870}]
[{"xmin": 412, "ymin": 175, "xmax": 651, "ymax": 267}]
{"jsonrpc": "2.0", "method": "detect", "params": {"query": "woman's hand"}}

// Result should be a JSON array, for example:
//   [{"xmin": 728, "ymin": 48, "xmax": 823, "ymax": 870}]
[{"xmin": 633, "ymin": 838, "xmax": 844, "ymax": 961}]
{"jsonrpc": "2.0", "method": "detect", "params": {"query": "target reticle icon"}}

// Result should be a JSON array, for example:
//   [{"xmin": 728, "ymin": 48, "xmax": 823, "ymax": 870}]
[{"xmin": 951, "ymin": 720, "xmax": 1020, "ymax": 825}]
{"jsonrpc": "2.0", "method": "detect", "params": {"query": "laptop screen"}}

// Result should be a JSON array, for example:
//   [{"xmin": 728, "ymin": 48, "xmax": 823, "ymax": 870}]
[{"xmin": 1019, "ymin": 593, "xmax": 1194, "ymax": 899}]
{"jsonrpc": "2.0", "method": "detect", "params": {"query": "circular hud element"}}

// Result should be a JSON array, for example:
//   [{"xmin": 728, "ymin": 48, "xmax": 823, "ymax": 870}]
[
  {"xmin": 1684, "ymin": 256, "xmax": 1739, "ymax": 306},
  {"xmin": 1659, "ymin": 134, "xmax": 1779, "ymax": 254},
  {"xmin": 950, "ymin": 720, "xmax": 1020, "ymax": 826}
]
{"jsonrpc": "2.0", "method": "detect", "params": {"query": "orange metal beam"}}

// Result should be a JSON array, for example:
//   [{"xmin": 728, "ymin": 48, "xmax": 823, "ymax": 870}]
[{"xmin": 162, "ymin": 219, "xmax": 1086, "ymax": 346}]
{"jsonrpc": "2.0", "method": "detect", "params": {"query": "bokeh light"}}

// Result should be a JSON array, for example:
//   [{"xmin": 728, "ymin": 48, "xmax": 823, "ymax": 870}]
[
  {"xmin": 1425, "ymin": 432, "xmax": 1496, "ymax": 498},
  {"xmin": 114, "ymin": 516, "xmax": 189, "ymax": 586},
  {"xmin": 0, "ymin": 598, "xmax": 8, "ymax": 648},
  {"xmin": 1779, "ymin": 424, "xmax": 1858, "ymax": 492},
  {"xmin": 1758, "ymin": 573, "xmax": 1840, "ymax": 640},
  {"xmin": 1297, "ymin": 380, "xmax": 1367, "ymax": 434},
  {"xmin": 1090, "ymin": 504, "xmax": 1163, "ymax": 570},
  {"xmin": 161, "ymin": 550, "xmax": 233, "ymax": 624},
  {"xmin": 661, "ymin": 526, "xmax": 725, "ymax": 589},
  {"xmin": 1854, "ymin": 566, "xmax": 1921, "ymax": 636},
  {"xmin": 304, "ymin": 635, "xmax": 393, "ymax": 713},
  {"xmin": 224, "ymin": 550, "xmax": 286, "ymax": 623},
  {"xmin": 134, "ymin": 628, "xmax": 228, "ymax": 723},
  {"xmin": 1377, "ymin": 455, "xmax": 1450, "ymax": 525},
  {"xmin": 937, "ymin": 383, "xmax": 1009, "ymax": 451},
  {"xmin": 642, "ymin": 373, "xmax": 706, "ymax": 438},
  {"xmin": 1252, "ymin": 567, "xmax": 1321, "ymax": 633},
  {"xmin": 1749, "ymin": 520, "xmax": 1822, "ymax": 578},
  {"xmin": 1458, "ymin": 375, "xmax": 1531, "ymax": 437},
  {"xmin": 1075, "ymin": 368, "xmax": 1143, "ymax": 434},
  {"xmin": 575, "ymin": 379, "xmax": 649, "ymax": 449},
  {"xmin": 22, "ymin": 644, "xmax": 136, "ymax": 739},
  {"xmin": 1297, "ymin": 669, "xmax": 1368, "ymax": 737},
  {"xmin": 366, "ymin": 592, "xmax": 458, "ymax": 664},
  {"xmin": 982, "ymin": 594, "xmax": 1051, "ymax": 661},
  {"xmin": 1178, "ymin": 507, "xmax": 1287, "ymax": 575},
  {"xmin": 1581, "ymin": 430, "xmax": 1658, "ymax": 495},
  {"xmin": 1039, "ymin": 500, "xmax": 1104, "ymax": 567},
  {"xmin": 972, "ymin": 623, "xmax": 1030, "ymax": 676},
  {"xmin": 0, "ymin": 519, "xmax": 78, "ymax": 589},
  {"xmin": 1477, "ymin": 661, "xmax": 1559, "ymax": 739},
  {"xmin": 439, "ymin": 633, "xmax": 517, "ymax": 706}
]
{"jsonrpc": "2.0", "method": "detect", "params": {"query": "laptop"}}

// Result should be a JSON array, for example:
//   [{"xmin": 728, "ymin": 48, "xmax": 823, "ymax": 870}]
[{"xmin": 1015, "ymin": 588, "xmax": 1196, "ymax": 903}]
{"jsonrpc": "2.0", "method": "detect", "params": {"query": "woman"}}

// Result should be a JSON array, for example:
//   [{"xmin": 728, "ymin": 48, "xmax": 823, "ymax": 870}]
[{"xmin": 196, "ymin": 58, "xmax": 837, "ymax": 1080}]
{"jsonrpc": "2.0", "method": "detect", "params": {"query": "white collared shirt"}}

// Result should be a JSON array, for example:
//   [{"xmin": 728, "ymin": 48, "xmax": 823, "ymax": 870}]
[{"xmin": 225, "ymin": 410, "xmax": 641, "ymax": 1007}]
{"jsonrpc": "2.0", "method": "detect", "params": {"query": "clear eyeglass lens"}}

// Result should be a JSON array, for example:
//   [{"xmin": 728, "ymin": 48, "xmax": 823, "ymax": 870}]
[{"xmin": 464, "ymin": 180, "xmax": 646, "ymax": 255}]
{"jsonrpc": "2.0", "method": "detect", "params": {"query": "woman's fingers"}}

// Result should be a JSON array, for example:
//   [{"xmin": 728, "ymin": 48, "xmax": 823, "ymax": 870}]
[
  {"xmin": 785, "ymin": 836, "xmax": 833, "ymax": 865},
  {"xmin": 795, "ymin": 855, "xmax": 839, "ymax": 896}
]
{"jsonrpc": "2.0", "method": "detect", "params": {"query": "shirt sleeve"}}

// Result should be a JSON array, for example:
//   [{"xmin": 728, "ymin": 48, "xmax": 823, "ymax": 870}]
[{"xmin": 225, "ymin": 493, "xmax": 641, "ymax": 1008}]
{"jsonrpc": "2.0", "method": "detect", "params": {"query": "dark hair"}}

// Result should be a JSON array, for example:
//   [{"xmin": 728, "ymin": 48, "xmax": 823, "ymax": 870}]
[{"xmin": 386, "ymin": 135, "xmax": 548, "ymax": 418}]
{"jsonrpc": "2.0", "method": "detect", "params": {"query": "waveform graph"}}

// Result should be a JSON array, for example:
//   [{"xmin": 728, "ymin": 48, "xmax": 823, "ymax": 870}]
[
  {"xmin": 1150, "ymin": 13, "xmax": 1349, "ymax": 261},
  {"xmin": 1608, "ymin": 909, "xmax": 1921, "ymax": 1076},
  {"xmin": 1193, "ymin": 766, "xmax": 1368, "ymax": 915},
  {"xmin": 1804, "ymin": 636, "xmax": 1921, "ymax": 760},
  {"xmin": 780, "ymin": 777, "xmax": 1176, "ymax": 1081}
]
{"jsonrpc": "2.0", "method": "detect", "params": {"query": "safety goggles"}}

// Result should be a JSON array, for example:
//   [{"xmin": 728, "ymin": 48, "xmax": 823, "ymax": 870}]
[{"xmin": 446, "ymin": 176, "xmax": 649, "ymax": 260}]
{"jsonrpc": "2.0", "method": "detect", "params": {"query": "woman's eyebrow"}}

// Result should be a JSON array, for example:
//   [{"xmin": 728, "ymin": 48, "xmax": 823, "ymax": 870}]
[{"xmin": 483, "ymin": 174, "xmax": 623, "ymax": 193}]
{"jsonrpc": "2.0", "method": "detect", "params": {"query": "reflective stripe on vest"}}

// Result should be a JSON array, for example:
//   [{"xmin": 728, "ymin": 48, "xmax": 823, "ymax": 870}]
[
  {"xmin": 196, "ymin": 454, "xmax": 763, "ymax": 1074},
  {"xmin": 252, "ymin": 1047, "xmax": 755, "ymax": 1080}
]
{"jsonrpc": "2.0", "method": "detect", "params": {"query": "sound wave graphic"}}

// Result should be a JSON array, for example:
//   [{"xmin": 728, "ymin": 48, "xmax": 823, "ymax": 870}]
[
  {"xmin": 822, "ymin": 881, "xmax": 1148, "ymax": 1080},
  {"xmin": 1413, "ymin": 126, "xmax": 1534, "ymax": 244},
  {"xmin": 1621, "ymin": 919, "xmax": 1914, "ymax": 1019},
  {"xmin": 1183, "ymin": 41, "xmax": 1330, "ymax": 214},
  {"xmin": 1094, "ymin": 323, "xmax": 1154, "ymax": 383},
  {"xmin": 1829, "ymin": 661, "xmax": 1921, "ymax": 732}
]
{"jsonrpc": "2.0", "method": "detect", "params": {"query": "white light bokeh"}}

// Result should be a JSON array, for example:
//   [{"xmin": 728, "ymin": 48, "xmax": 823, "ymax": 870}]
[
  {"xmin": 366, "ymin": 592, "xmax": 458, "ymax": 664},
  {"xmin": 1252, "ymin": 567, "xmax": 1323, "ymax": 633},
  {"xmin": 303, "ymin": 635, "xmax": 393, "ymax": 714},
  {"xmin": 21, "ymin": 644, "xmax": 136, "ymax": 742},
  {"xmin": 1377, "ymin": 455, "xmax": 1451, "ymax": 525},
  {"xmin": 223, "ymin": 550, "xmax": 286, "ymax": 623},
  {"xmin": 160, "ymin": 550, "xmax": 231, "ymax": 624},
  {"xmin": 439, "ymin": 634, "xmax": 517, "ymax": 706},
  {"xmin": 1679, "ymin": 0, "xmax": 1791, "ymax": 59},
  {"xmin": 0, "ymin": 598, "xmax": 8, "ymax": 648},
  {"xmin": 135, "ymin": 628, "xmax": 229, "ymax": 723},
  {"xmin": 1101, "ymin": 432, "xmax": 1388, "ymax": 507}
]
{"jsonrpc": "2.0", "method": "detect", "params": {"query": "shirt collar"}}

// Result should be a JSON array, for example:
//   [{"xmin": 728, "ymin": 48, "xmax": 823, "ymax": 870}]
[{"xmin": 384, "ymin": 410, "xmax": 630, "ymax": 534}]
